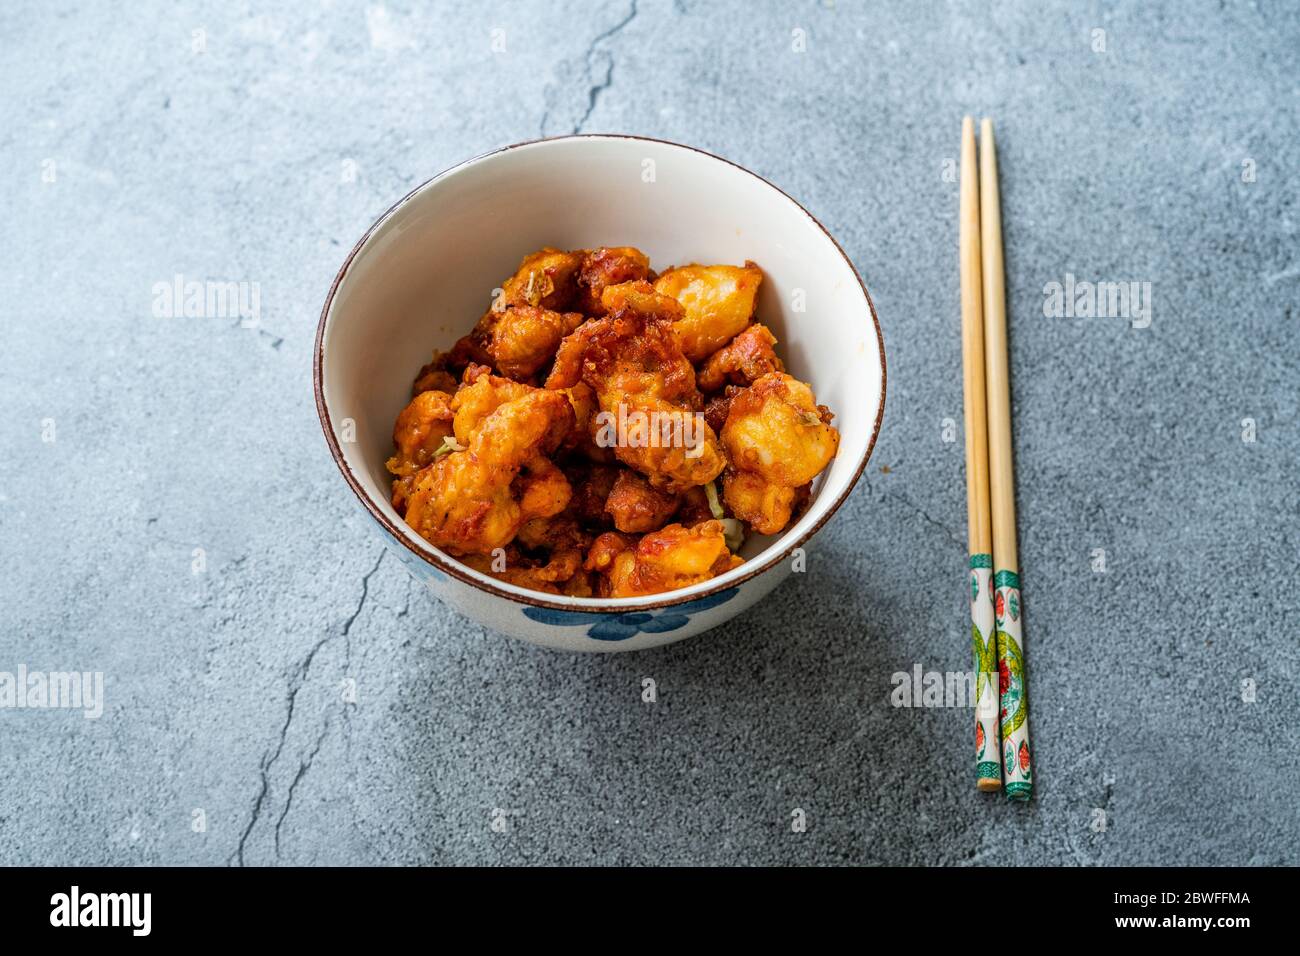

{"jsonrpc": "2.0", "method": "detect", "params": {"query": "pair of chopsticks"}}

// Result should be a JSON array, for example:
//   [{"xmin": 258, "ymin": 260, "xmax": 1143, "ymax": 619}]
[{"xmin": 960, "ymin": 117, "xmax": 1032, "ymax": 800}]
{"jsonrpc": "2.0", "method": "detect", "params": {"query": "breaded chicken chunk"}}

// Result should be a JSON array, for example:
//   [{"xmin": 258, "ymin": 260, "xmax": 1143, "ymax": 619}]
[
  {"xmin": 604, "ymin": 469, "xmax": 681, "ymax": 533},
  {"xmin": 576, "ymin": 247, "xmax": 653, "ymax": 315},
  {"xmin": 386, "ymin": 389, "xmax": 456, "ymax": 512},
  {"xmin": 450, "ymin": 364, "xmax": 531, "ymax": 440},
  {"xmin": 546, "ymin": 281, "xmax": 725, "ymax": 492},
  {"xmin": 653, "ymin": 262, "xmax": 763, "ymax": 363},
  {"xmin": 585, "ymin": 521, "xmax": 742, "ymax": 597},
  {"xmin": 500, "ymin": 247, "xmax": 585, "ymax": 311},
  {"xmin": 557, "ymin": 380, "xmax": 614, "ymax": 460},
  {"xmin": 566, "ymin": 460, "xmax": 622, "ymax": 525},
  {"xmin": 449, "ymin": 305, "xmax": 585, "ymax": 381},
  {"xmin": 387, "ymin": 390, "xmax": 456, "ymax": 479},
  {"xmin": 674, "ymin": 485, "xmax": 717, "ymax": 527},
  {"xmin": 404, "ymin": 386, "xmax": 574, "ymax": 555},
  {"xmin": 697, "ymin": 322, "xmax": 784, "ymax": 392},
  {"xmin": 442, "ymin": 248, "xmax": 587, "ymax": 380},
  {"xmin": 721, "ymin": 372, "xmax": 839, "ymax": 535},
  {"xmin": 411, "ymin": 360, "xmax": 459, "ymax": 397},
  {"xmin": 461, "ymin": 546, "xmax": 588, "ymax": 595}
]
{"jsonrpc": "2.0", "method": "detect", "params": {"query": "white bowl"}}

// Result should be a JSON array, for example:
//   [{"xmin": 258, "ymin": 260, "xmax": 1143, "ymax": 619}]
[{"xmin": 314, "ymin": 135, "xmax": 885, "ymax": 652}]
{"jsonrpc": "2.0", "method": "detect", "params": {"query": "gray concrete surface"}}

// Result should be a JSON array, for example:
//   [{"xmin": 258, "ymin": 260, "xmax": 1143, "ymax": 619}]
[{"xmin": 2, "ymin": 0, "xmax": 1297, "ymax": 866}]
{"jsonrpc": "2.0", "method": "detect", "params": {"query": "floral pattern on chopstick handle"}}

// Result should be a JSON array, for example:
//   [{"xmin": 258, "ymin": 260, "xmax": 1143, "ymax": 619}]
[
  {"xmin": 995, "ymin": 569, "xmax": 1032, "ymax": 800},
  {"xmin": 970, "ymin": 554, "xmax": 1001, "ymax": 787}
]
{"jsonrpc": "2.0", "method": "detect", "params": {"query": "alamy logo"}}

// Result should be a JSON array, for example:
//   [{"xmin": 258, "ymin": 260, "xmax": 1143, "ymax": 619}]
[
  {"xmin": 594, "ymin": 403, "xmax": 706, "ymax": 458},
  {"xmin": 151, "ymin": 274, "xmax": 261, "ymax": 328},
  {"xmin": 890, "ymin": 664, "xmax": 998, "ymax": 711},
  {"xmin": 1042, "ymin": 273, "xmax": 1151, "ymax": 328},
  {"xmin": 50, "ymin": 886, "xmax": 151, "ymax": 936},
  {"xmin": 0, "ymin": 666, "xmax": 103, "ymax": 719}
]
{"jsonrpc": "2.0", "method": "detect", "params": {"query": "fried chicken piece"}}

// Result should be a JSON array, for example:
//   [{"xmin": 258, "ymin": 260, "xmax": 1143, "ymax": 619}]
[
  {"xmin": 517, "ymin": 513, "xmax": 592, "ymax": 553},
  {"xmin": 561, "ymin": 571, "xmax": 596, "ymax": 597},
  {"xmin": 500, "ymin": 247, "xmax": 585, "ymax": 311},
  {"xmin": 440, "ymin": 248, "xmax": 586, "ymax": 378},
  {"xmin": 720, "ymin": 470, "xmax": 798, "ymax": 536},
  {"xmin": 547, "ymin": 282, "xmax": 696, "ymax": 402},
  {"xmin": 703, "ymin": 385, "xmax": 743, "ymax": 434},
  {"xmin": 444, "ymin": 328, "xmax": 493, "ymax": 371},
  {"xmin": 556, "ymin": 380, "xmax": 614, "ymax": 460},
  {"xmin": 386, "ymin": 390, "xmax": 456, "ymax": 512},
  {"xmin": 461, "ymin": 546, "xmax": 585, "ymax": 595},
  {"xmin": 411, "ymin": 359, "xmax": 458, "ymax": 396},
  {"xmin": 576, "ymin": 247, "xmax": 653, "ymax": 315},
  {"xmin": 653, "ymin": 262, "xmax": 763, "ymax": 363},
  {"xmin": 585, "ymin": 521, "xmax": 742, "ymax": 598},
  {"xmin": 387, "ymin": 390, "xmax": 456, "ymax": 478},
  {"xmin": 604, "ymin": 469, "xmax": 681, "ymax": 533},
  {"xmin": 723, "ymin": 372, "xmax": 839, "ymax": 487},
  {"xmin": 516, "ymin": 456, "xmax": 572, "ymax": 525},
  {"xmin": 404, "ymin": 387, "xmax": 574, "ymax": 555},
  {"xmin": 585, "ymin": 531, "xmax": 633, "ymax": 576},
  {"xmin": 517, "ymin": 514, "xmax": 593, "ymax": 589},
  {"xmin": 697, "ymin": 322, "xmax": 785, "ymax": 392},
  {"xmin": 721, "ymin": 372, "xmax": 839, "ymax": 535},
  {"xmin": 448, "ymin": 305, "xmax": 585, "ymax": 381},
  {"xmin": 488, "ymin": 305, "xmax": 584, "ymax": 380},
  {"xmin": 596, "ymin": 393, "xmax": 720, "ymax": 491},
  {"xmin": 562, "ymin": 380, "xmax": 597, "ymax": 434},
  {"xmin": 567, "ymin": 461, "xmax": 621, "ymax": 525},
  {"xmin": 675, "ymin": 485, "xmax": 716, "ymax": 526},
  {"xmin": 450, "ymin": 364, "xmax": 532, "ymax": 441},
  {"xmin": 545, "ymin": 281, "xmax": 725, "ymax": 492}
]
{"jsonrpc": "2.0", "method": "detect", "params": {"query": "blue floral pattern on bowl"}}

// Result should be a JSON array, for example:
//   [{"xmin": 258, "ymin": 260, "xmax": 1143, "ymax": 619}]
[{"xmin": 523, "ymin": 588, "xmax": 739, "ymax": 641}]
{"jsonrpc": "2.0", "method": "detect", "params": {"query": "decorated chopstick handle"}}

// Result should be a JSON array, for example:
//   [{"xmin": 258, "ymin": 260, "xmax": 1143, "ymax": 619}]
[
  {"xmin": 970, "ymin": 554, "xmax": 1001, "ymax": 789},
  {"xmin": 994, "ymin": 569, "xmax": 1032, "ymax": 799}
]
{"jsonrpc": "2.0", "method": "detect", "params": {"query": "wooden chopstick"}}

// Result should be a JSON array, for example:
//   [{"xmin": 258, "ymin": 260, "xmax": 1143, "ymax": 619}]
[
  {"xmin": 979, "ymin": 118, "xmax": 1033, "ymax": 800},
  {"xmin": 959, "ymin": 117, "xmax": 1002, "ymax": 793}
]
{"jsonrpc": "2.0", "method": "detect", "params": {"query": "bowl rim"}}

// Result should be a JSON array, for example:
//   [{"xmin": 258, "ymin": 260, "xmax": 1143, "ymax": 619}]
[{"xmin": 314, "ymin": 133, "xmax": 886, "ymax": 613}]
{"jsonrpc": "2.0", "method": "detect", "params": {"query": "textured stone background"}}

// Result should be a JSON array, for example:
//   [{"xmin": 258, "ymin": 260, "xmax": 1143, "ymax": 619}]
[{"xmin": 2, "ymin": 0, "xmax": 1297, "ymax": 866}]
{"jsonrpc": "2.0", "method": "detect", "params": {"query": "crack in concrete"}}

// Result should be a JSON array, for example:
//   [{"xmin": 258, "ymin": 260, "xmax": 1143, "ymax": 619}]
[
  {"xmin": 273, "ymin": 718, "xmax": 330, "ymax": 858},
  {"xmin": 342, "ymin": 549, "xmax": 388, "ymax": 638},
  {"xmin": 868, "ymin": 482, "xmax": 966, "ymax": 552},
  {"xmin": 228, "ymin": 548, "xmax": 386, "ymax": 866},
  {"xmin": 575, "ymin": 0, "xmax": 639, "ymax": 132},
  {"xmin": 229, "ymin": 699, "xmax": 294, "ymax": 866},
  {"xmin": 540, "ymin": 0, "xmax": 639, "ymax": 135}
]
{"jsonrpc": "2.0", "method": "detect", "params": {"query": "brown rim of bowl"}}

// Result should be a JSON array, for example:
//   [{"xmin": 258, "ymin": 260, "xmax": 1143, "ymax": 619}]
[{"xmin": 314, "ymin": 133, "xmax": 887, "ymax": 613}]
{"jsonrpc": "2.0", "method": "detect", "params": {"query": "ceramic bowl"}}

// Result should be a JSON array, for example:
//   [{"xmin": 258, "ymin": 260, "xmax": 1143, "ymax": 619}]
[{"xmin": 314, "ymin": 135, "xmax": 885, "ymax": 651}]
